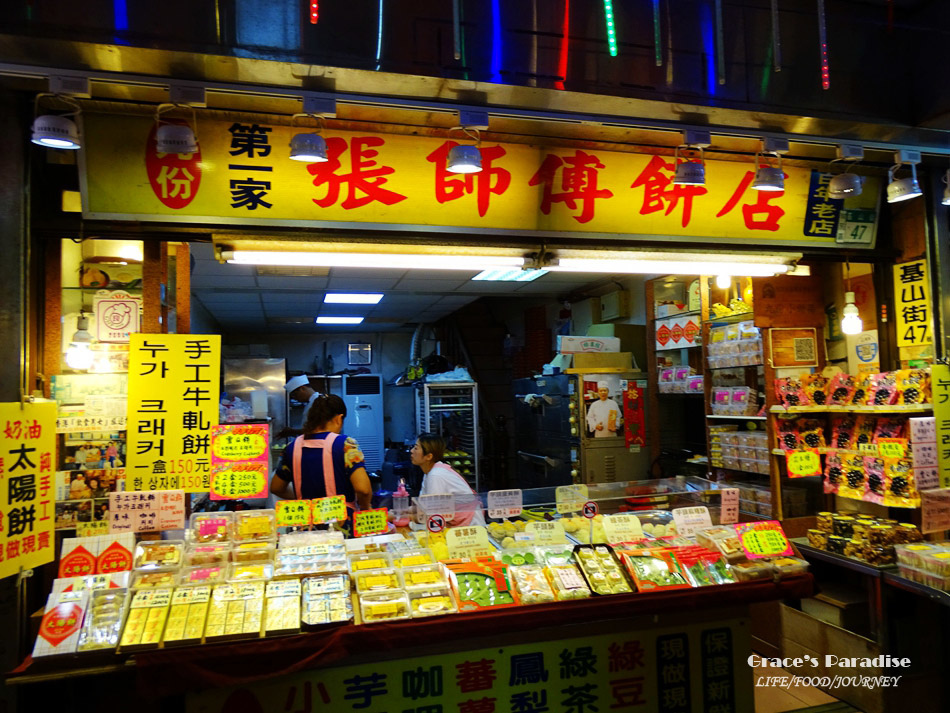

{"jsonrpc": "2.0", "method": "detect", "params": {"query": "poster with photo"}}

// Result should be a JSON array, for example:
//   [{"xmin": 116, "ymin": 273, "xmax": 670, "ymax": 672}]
[
  {"xmin": 55, "ymin": 468, "xmax": 126, "ymax": 531},
  {"xmin": 581, "ymin": 374, "xmax": 624, "ymax": 439},
  {"xmin": 59, "ymin": 435, "xmax": 126, "ymax": 471}
]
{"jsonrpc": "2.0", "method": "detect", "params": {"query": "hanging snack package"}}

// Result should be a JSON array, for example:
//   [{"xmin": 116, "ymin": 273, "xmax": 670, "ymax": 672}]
[
  {"xmin": 828, "ymin": 373, "xmax": 857, "ymax": 407},
  {"xmin": 849, "ymin": 416, "xmax": 877, "ymax": 450},
  {"xmin": 776, "ymin": 418, "xmax": 801, "ymax": 451},
  {"xmin": 838, "ymin": 454, "xmax": 866, "ymax": 501},
  {"xmin": 898, "ymin": 369, "xmax": 931, "ymax": 406},
  {"xmin": 884, "ymin": 459, "xmax": 920, "ymax": 508},
  {"xmin": 869, "ymin": 372, "xmax": 899, "ymax": 407},
  {"xmin": 823, "ymin": 453, "xmax": 843, "ymax": 495},
  {"xmin": 863, "ymin": 457, "xmax": 887, "ymax": 504},
  {"xmin": 850, "ymin": 374, "xmax": 871, "ymax": 406},
  {"xmin": 873, "ymin": 417, "xmax": 906, "ymax": 443},
  {"xmin": 798, "ymin": 419, "xmax": 826, "ymax": 450},
  {"xmin": 774, "ymin": 377, "xmax": 808, "ymax": 409},
  {"xmin": 803, "ymin": 373, "xmax": 831, "ymax": 407},
  {"xmin": 830, "ymin": 415, "xmax": 857, "ymax": 451}
]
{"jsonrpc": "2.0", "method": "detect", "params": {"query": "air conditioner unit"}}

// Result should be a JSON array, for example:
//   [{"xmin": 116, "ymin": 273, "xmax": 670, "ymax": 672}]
[
  {"xmin": 600, "ymin": 290, "xmax": 631, "ymax": 321},
  {"xmin": 342, "ymin": 374, "xmax": 384, "ymax": 473}
]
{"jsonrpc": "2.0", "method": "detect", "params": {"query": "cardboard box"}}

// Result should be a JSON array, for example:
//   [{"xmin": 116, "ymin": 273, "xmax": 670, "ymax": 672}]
[
  {"xmin": 556, "ymin": 335, "xmax": 620, "ymax": 353},
  {"xmin": 572, "ymin": 352, "xmax": 633, "ymax": 370}
]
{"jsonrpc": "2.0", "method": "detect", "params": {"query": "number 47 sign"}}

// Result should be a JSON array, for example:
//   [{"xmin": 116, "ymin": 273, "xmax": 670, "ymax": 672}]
[{"xmin": 893, "ymin": 259, "xmax": 932, "ymax": 348}]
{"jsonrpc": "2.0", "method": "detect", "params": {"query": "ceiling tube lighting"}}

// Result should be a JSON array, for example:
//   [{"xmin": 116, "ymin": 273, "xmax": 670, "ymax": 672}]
[
  {"xmin": 751, "ymin": 137, "xmax": 788, "ymax": 191},
  {"xmin": 222, "ymin": 250, "xmax": 524, "ymax": 271},
  {"xmin": 447, "ymin": 110, "xmax": 489, "ymax": 174},
  {"xmin": 828, "ymin": 144, "xmax": 865, "ymax": 199},
  {"xmin": 472, "ymin": 268, "xmax": 548, "ymax": 282},
  {"xmin": 290, "ymin": 96, "xmax": 335, "ymax": 162},
  {"xmin": 886, "ymin": 150, "xmax": 923, "ymax": 203},
  {"xmin": 673, "ymin": 130, "xmax": 711, "ymax": 186},
  {"xmin": 316, "ymin": 316, "xmax": 364, "ymax": 325},
  {"xmin": 546, "ymin": 258, "xmax": 791, "ymax": 277},
  {"xmin": 324, "ymin": 293, "xmax": 384, "ymax": 304},
  {"xmin": 32, "ymin": 78, "xmax": 87, "ymax": 150},
  {"xmin": 155, "ymin": 101, "xmax": 198, "ymax": 154}
]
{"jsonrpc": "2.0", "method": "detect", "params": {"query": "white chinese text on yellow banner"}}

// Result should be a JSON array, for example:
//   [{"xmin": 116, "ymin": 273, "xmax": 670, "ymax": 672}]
[{"xmin": 126, "ymin": 335, "xmax": 221, "ymax": 492}]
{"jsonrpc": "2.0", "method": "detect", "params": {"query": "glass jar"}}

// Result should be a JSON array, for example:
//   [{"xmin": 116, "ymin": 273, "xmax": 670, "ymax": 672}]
[
  {"xmin": 833, "ymin": 515, "xmax": 856, "ymax": 539},
  {"xmin": 817, "ymin": 512, "xmax": 834, "ymax": 533},
  {"xmin": 807, "ymin": 529, "xmax": 829, "ymax": 550}
]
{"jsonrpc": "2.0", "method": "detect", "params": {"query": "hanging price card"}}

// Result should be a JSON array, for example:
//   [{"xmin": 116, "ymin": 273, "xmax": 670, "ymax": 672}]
[
  {"xmin": 601, "ymin": 514, "xmax": 644, "ymax": 544},
  {"xmin": 921, "ymin": 489, "xmax": 950, "ymax": 534},
  {"xmin": 734, "ymin": 521, "xmax": 793, "ymax": 559},
  {"xmin": 417, "ymin": 493, "xmax": 456, "ymax": 520},
  {"xmin": 77, "ymin": 521, "xmax": 110, "ymax": 538},
  {"xmin": 525, "ymin": 520, "xmax": 567, "ymax": 544},
  {"xmin": 719, "ymin": 488, "xmax": 740, "ymax": 524},
  {"xmin": 858, "ymin": 443, "xmax": 880, "ymax": 455},
  {"xmin": 446, "ymin": 525, "xmax": 492, "ymax": 558},
  {"xmin": 210, "ymin": 463, "xmax": 269, "ymax": 500},
  {"xmin": 276, "ymin": 500, "xmax": 312, "ymax": 527},
  {"xmin": 487, "ymin": 489, "xmax": 523, "ymax": 519},
  {"xmin": 786, "ymin": 450, "xmax": 822, "ymax": 477},
  {"xmin": 353, "ymin": 508, "xmax": 389, "ymax": 538},
  {"xmin": 556, "ymin": 484, "xmax": 589, "ymax": 514},
  {"xmin": 312, "ymin": 495, "xmax": 347, "ymax": 524},
  {"xmin": 672, "ymin": 506, "xmax": 713, "ymax": 537},
  {"xmin": 211, "ymin": 425, "xmax": 268, "ymax": 461},
  {"xmin": 877, "ymin": 438, "xmax": 908, "ymax": 460}
]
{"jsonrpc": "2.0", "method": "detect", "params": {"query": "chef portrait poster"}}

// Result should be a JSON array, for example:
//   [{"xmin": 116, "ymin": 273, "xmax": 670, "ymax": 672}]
[{"xmin": 582, "ymin": 375, "xmax": 623, "ymax": 438}]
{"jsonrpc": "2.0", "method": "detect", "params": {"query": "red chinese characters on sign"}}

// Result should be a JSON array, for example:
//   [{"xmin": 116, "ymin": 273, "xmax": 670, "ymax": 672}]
[
  {"xmin": 426, "ymin": 142, "xmax": 511, "ymax": 217},
  {"xmin": 631, "ymin": 155, "xmax": 708, "ymax": 228},
  {"xmin": 530, "ymin": 151, "xmax": 613, "ymax": 224},
  {"xmin": 145, "ymin": 121, "xmax": 202, "ymax": 210},
  {"xmin": 308, "ymin": 136, "xmax": 407, "ymax": 210},
  {"xmin": 716, "ymin": 170, "xmax": 786, "ymax": 232}
]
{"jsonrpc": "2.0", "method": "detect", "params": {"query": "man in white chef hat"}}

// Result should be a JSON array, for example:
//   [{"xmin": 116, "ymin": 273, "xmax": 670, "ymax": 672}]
[
  {"xmin": 284, "ymin": 375, "xmax": 321, "ymax": 430},
  {"xmin": 585, "ymin": 380, "xmax": 622, "ymax": 438}
]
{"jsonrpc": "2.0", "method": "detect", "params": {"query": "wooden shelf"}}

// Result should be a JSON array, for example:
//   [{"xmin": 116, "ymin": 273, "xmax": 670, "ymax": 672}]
[
  {"xmin": 703, "ymin": 312, "xmax": 755, "ymax": 325},
  {"xmin": 769, "ymin": 404, "xmax": 933, "ymax": 414},
  {"xmin": 707, "ymin": 414, "xmax": 767, "ymax": 421}
]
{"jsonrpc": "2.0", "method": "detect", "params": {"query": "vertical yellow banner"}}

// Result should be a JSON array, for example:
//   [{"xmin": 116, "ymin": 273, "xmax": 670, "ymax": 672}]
[
  {"xmin": 893, "ymin": 259, "xmax": 933, "ymax": 348},
  {"xmin": 0, "ymin": 402, "xmax": 57, "ymax": 578},
  {"xmin": 127, "ymin": 335, "xmax": 221, "ymax": 492},
  {"xmin": 933, "ymin": 364, "xmax": 950, "ymax": 488}
]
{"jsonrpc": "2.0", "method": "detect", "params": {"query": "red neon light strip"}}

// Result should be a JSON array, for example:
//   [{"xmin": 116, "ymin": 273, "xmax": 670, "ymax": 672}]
[
  {"xmin": 555, "ymin": 0, "xmax": 570, "ymax": 90},
  {"xmin": 310, "ymin": 0, "xmax": 319, "ymax": 24}
]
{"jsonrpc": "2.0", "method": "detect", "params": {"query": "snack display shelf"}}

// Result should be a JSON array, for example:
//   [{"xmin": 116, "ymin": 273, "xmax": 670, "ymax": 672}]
[
  {"xmin": 771, "ymin": 447, "xmax": 892, "ymax": 457},
  {"xmin": 707, "ymin": 363, "xmax": 764, "ymax": 370},
  {"xmin": 769, "ymin": 405, "xmax": 933, "ymax": 414},
  {"xmin": 793, "ymin": 538, "xmax": 894, "ymax": 577},
  {"xmin": 707, "ymin": 414, "xmax": 767, "ymax": 421},
  {"xmin": 882, "ymin": 570, "xmax": 950, "ymax": 607},
  {"xmin": 703, "ymin": 313, "xmax": 756, "ymax": 325}
]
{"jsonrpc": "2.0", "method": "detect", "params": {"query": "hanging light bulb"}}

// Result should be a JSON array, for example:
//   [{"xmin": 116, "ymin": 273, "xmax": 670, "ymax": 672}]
[
  {"xmin": 65, "ymin": 314, "xmax": 94, "ymax": 370},
  {"xmin": 886, "ymin": 150, "xmax": 923, "ymax": 204},
  {"xmin": 841, "ymin": 292, "xmax": 862, "ymax": 335},
  {"xmin": 715, "ymin": 274, "xmax": 731, "ymax": 289}
]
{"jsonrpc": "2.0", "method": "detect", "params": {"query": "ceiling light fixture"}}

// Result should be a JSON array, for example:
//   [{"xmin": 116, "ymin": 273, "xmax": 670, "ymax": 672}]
[
  {"xmin": 65, "ymin": 313, "xmax": 94, "ymax": 370},
  {"xmin": 155, "ymin": 100, "xmax": 199, "ymax": 154},
  {"xmin": 542, "ymin": 250, "xmax": 795, "ymax": 277},
  {"xmin": 324, "ymin": 293, "xmax": 384, "ymax": 304},
  {"xmin": 221, "ymin": 249, "xmax": 525, "ymax": 272},
  {"xmin": 447, "ymin": 110, "xmax": 489, "ymax": 174},
  {"xmin": 672, "ymin": 129, "xmax": 711, "ymax": 186},
  {"xmin": 840, "ymin": 260, "xmax": 862, "ymax": 336},
  {"xmin": 886, "ymin": 150, "xmax": 923, "ymax": 203},
  {"xmin": 31, "ymin": 77, "xmax": 89, "ymax": 150},
  {"xmin": 828, "ymin": 144, "xmax": 865, "ymax": 200},
  {"xmin": 290, "ymin": 96, "xmax": 336, "ymax": 162},
  {"xmin": 751, "ymin": 137, "xmax": 788, "ymax": 191},
  {"xmin": 472, "ymin": 268, "xmax": 548, "ymax": 282},
  {"xmin": 316, "ymin": 316, "xmax": 364, "ymax": 325}
]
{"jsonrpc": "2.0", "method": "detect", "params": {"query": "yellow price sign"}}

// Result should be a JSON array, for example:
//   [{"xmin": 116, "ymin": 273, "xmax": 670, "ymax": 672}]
[
  {"xmin": 735, "ymin": 522, "xmax": 793, "ymax": 559},
  {"xmin": 786, "ymin": 450, "xmax": 821, "ymax": 477},
  {"xmin": 877, "ymin": 438, "xmax": 908, "ymax": 460},
  {"xmin": 556, "ymin": 484, "xmax": 589, "ymax": 514},
  {"xmin": 77, "ymin": 520, "xmax": 110, "ymax": 538},
  {"xmin": 525, "ymin": 520, "xmax": 567, "ymax": 544},
  {"xmin": 210, "ymin": 464, "xmax": 268, "ymax": 499},
  {"xmin": 353, "ymin": 508, "xmax": 389, "ymax": 538},
  {"xmin": 276, "ymin": 500, "xmax": 312, "ymax": 527},
  {"xmin": 212, "ymin": 432, "xmax": 268, "ymax": 461},
  {"xmin": 858, "ymin": 443, "xmax": 880, "ymax": 455},
  {"xmin": 312, "ymin": 495, "xmax": 347, "ymax": 524}
]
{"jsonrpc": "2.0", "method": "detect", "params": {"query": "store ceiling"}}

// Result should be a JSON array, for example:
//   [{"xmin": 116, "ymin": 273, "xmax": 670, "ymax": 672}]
[{"xmin": 189, "ymin": 242, "xmax": 604, "ymax": 334}]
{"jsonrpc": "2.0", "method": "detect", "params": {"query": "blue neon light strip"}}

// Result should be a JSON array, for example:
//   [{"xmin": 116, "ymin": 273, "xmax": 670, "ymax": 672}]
[
  {"xmin": 375, "ymin": 0, "xmax": 384, "ymax": 70},
  {"xmin": 490, "ymin": 0, "xmax": 502, "ymax": 82}
]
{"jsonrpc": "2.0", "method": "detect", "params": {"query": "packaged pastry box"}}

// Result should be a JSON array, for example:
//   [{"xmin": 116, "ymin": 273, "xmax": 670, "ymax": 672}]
[
  {"xmin": 445, "ymin": 560, "xmax": 520, "ymax": 611},
  {"xmin": 618, "ymin": 549, "xmax": 691, "ymax": 592}
]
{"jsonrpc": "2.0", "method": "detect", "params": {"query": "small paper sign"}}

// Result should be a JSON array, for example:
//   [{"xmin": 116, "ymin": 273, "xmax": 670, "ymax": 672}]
[
  {"xmin": 719, "ymin": 488, "xmax": 740, "ymax": 525},
  {"xmin": 921, "ymin": 489, "xmax": 950, "ymax": 534},
  {"xmin": 735, "ymin": 521, "xmax": 793, "ymax": 559},
  {"xmin": 276, "ymin": 500, "xmax": 312, "ymax": 527},
  {"xmin": 877, "ymin": 438, "xmax": 908, "ymax": 460},
  {"xmin": 445, "ymin": 525, "xmax": 492, "ymax": 558},
  {"xmin": 487, "ymin": 489, "xmax": 523, "ymax": 519},
  {"xmin": 525, "ymin": 520, "xmax": 567, "ymax": 544},
  {"xmin": 859, "ymin": 443, "xmax": 880, "ymax": 455},
  {"xmin": 77, "ymin": 520, "xmax": 110, "ymax": 538},
  {"xmin": 917, "ymin": 467, "xmax": 940, "ymax": 490},
  {"xmin": 312, "ymin": 495, "xmax": 347, "ymax": 524},
  {"xmin": 210, "ymin": 463, "xmax": 269, "ymax": 500},
  {"xmin": 556, "ymin": 484, "xmax": 589, "ymax": 514},
  {"xmin": 109, "ymin": 490, "xmax": 186, "ymax": 533},
  {"xmin": 672, "ymin": 506, "xmax": 714, "ymax": 537},
  {"xmin": 210, "ymin": 424, "xmax": 270, "ymax": 500},
  {"xmin": 417, "ymin": 493, "xmax": 456, "ymax": 520},
  {"xmin": 786, "ymin": 450, "xmax": 822, "ymax": 477},
  {"xmin": 601, "ymin": 514, "xmax": 644, "ymax": 543},
  {"xmin": 353, "ymin": 508, "xmax": 388, "ymax": 538},
  {"xmin": 211, "ymin": 425, "xmax": 268, "ymax": 461}
]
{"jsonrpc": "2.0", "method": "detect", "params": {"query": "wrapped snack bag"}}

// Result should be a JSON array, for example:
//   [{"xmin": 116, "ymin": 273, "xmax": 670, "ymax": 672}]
[
  {"xmin": 850, "ymin": 374, "xmax": 871, "ymax": 406},
  {"xmin": 776, "ymin": 419, "xmax": 800, "ymax": 451},
  {"xmin": 798, "ymin": 419, "xmax": 826, "ymax": 449},
  {"xmin": 823, "ymin": 453, "xmax": 843, "ymax": 494},
  {"xmin": 803, "ymin": 373, "xmax": 831, "ymax": 407},
  {"xmin": 873, "ymin": 417, "xmax": 906, "ymax": 443},
  {"xmin": 898, "ymin": 369, "xmax": 931, "ymax": 406},
  {"xmin": 863, "ymin": 457, "xmax": 887, "ymax": 504},
  {"xmin": 838, "ymin": 454, "xmax": 866, "ymax": 500},
  {"xmin": 869, "ymin": 372, "xmax": 899, "ymax": 407},
  {"xmin": 849, "ymin": 416, "xmax": 876, "ymax": 450},
  {"xmin": 830, "ymin": 415, "xmax": 857, "ymax": 450},
  {"xmin": 884, "ymin": 459, "xmax": 919, "ymax": 508},
  {"xmin": 828, "ymin": 373, "xmax": 857, "ymax": 406},
  {"xmin": 774, "ymin": 377, "xmax": 808, "ymax": 409}
]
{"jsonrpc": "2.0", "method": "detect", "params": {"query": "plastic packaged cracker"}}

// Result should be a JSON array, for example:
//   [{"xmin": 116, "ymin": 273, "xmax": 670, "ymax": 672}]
[
  {"xmin": 232, "ymin": 510, "xmax": 277, "ymax": 543},
  {"xmin": 869, "ymin": 372, "xmax": 899, "ymax": 407},
  {"xmin": 78, "ymin": 589, "xmax": 128, "ymax": 651},
  {"xmin": 510, "ymin": 565, "xmax": 557, "ymax": 604},
  {"xmin": 827, "ymin": 373, "xmax": 856, "ymax": 406},
  {"xmin": 190, "ymin": 513, "xmax": 233, "ymax": 543},
  {"xmin": 133, "ymin": 541, "xmax": 184, "ymax": 570}
]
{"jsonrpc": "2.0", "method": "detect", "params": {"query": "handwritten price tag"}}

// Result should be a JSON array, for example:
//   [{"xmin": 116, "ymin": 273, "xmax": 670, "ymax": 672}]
[
  {"xmin": 877, "ymin": 438, "xmax": 908, "ymax": 460},
  {"xmin": 211, "ymin": 426, "xmax": 268, "ymax": 461},
  {"xmin": 210, "ymin": 463, "xmax": 268, "ymax": 499},
  {"xmin": 672, "ymin": 506, "xmax": 713, "ymax": 537},
  {"xmin": 719, "ymin": 488, "xmax": 739, "ymax": 524},
  {"xmin": 77, "ymin": 520, "xmax": 109, "ymax": 537},
  {"xmin": 276, "ymin": 500, "xmax": 312, "ymax": 527},
  {"xmin": 556, "ymin": 484, "xmax": 589, "ymax": 514},
  {"xmin": 525, "ymin": 520, "xmax": 567, "ymax": 544},
  {"xmin": 786, "ymin": 450, "xmax": 822, "ymax": 477},
  {"xmin": 734, "ymin": 521, "xmax": 793, "ymax": 559},
  {"xmin": 487, "ymin": 489, "xmax": 523, "ymax": 519},
  {"xmin": 601, "ymin": 514, "xmax": 643, "ymax": 544},
  {"xmin": 921, "ymin": 489, "xmax": 950, "ymax": 534},
  {"xmin": 446, "ymin": 525, "xmax": 492, "ymax": 558},
  {"xmin": 859, "ymin": 443, "xmax": 880, "ymax": 455},
  {"xmin": 312, "ymin": 495, "xmax": 347, "ymax": 524},
  {"xmin": 353, "ymin": 508, "xmax": 389, "ymax": 538}
]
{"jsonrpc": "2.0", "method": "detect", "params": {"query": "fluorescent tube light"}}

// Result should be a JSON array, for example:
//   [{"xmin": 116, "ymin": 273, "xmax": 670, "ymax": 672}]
[
  {"xmin": 547, "ymin": 258, "xmax": 789, "ymax": 277},
  {"xmin": 472, "ymin": 268, "xmax": 547, "ymax": 282},
  {"xmin": 222, "ymin": 250, "xmax": 524, "ymax": 271},
  {"xmin": 324, "ymin": 293, "xmax": 384, "ymax": 304},
  {"xmin": 316, "ymin": 316, "xmax": 364, "ymax": 325}
]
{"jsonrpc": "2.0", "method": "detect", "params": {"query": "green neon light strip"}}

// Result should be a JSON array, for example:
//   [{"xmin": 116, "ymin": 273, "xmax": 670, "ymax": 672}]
[{"xmin": 603, "ymin": 0, "xmax": 618, "ymax": 57}]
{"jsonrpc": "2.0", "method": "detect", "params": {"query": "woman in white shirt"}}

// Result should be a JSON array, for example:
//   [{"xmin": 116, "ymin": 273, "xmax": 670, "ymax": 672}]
[{"xmin": 410, "ymin": 433, "xmax": 485, "ymax": 526}]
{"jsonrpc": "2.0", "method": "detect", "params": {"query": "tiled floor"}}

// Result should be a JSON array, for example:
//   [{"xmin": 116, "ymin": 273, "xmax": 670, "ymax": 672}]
[{"xmin": 752, "ymin": 662, "xmax": 842, "ymax": 713}]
